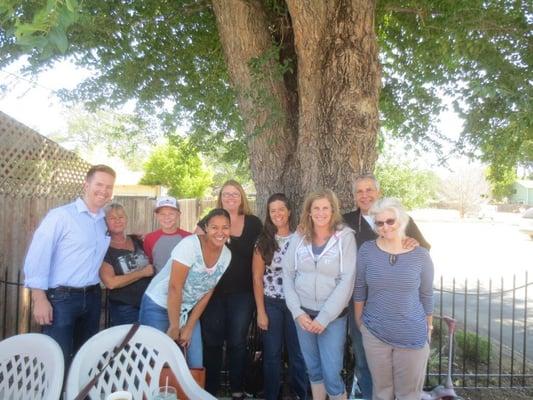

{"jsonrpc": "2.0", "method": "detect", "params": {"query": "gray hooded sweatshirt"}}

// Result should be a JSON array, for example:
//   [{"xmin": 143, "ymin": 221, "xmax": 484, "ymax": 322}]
[{"xmin": 282, "ymin": 225, "xmax": 357, "ymax": 328}]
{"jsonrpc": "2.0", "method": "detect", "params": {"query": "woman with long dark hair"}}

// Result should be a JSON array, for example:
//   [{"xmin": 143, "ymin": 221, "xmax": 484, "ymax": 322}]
[
  {"xmin": 139, "ymin": 208, "xmax": 232, "ymax": 368},
  {"xmin": 252, "ymin": 193, "xmax": 308, "ymax": 400}
]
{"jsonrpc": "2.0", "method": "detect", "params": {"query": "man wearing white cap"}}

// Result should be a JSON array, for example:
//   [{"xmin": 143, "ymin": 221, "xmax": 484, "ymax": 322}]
[{"xmin": 144, "ymin": 196, "xmax": 191, "ymax": 273}]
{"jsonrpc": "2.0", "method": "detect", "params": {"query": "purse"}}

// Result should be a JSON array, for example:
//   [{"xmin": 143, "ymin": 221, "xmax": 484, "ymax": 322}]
[{"xmin": 159, "ymin": 346, "xmax": 206, "ymax": 400}]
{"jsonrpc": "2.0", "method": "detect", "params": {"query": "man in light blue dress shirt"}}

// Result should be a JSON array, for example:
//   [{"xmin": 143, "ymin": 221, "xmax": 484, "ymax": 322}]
[{"xmin": 24, "ymin": 164, "xmax": 116, "ymax": 365}]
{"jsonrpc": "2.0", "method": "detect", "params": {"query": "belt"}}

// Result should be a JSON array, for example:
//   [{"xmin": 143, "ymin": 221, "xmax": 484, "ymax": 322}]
[{"xmin": 48, "ymin": 284, "xmax": 100, "ymax": 294}]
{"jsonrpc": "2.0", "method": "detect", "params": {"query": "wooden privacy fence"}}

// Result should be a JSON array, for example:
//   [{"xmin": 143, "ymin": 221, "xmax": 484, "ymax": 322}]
[
  {"xmin": 0, "ymin": 111, "xmax": 90, "ymax": 337},
  {"xmin": 114, "ymin": 196, "xmax": 255, "ymax": 234},
  {"xmin": 0, "ymin": 187, "xmax": 254, "ymax": 338}
]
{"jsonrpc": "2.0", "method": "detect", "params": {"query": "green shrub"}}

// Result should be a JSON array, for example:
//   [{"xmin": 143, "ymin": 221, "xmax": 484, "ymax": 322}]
[{"xmin": 455, "ymin": 329, "xmax": 491, "ymax": 364}]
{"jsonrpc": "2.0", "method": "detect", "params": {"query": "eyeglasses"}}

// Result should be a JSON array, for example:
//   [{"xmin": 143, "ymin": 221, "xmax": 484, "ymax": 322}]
[
  {"xmin": 375, "ymin": 218, "xmax": 396, "ymax": 227},
  {"xmin": 222, "ymin": 192, "xmax": 241, "ymax": 199}
]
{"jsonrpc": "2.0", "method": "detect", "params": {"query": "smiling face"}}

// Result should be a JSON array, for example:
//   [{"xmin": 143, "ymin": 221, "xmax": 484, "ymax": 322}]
[
  {"xmin": 354, "ymin": 178, "xmax": 380, "ymax": 215},
  {"xmin": 268, "ymin": 200, "xmax": 290, "ymax": 231},
  {"xmin": 105, "ymin": 208, "xmax": 128, "ymax": 235},
  {"xmin": 205, "ymin": 215, "xmax": 231, "ymax": 248},
  {"xmin": 310, "ymin": 197, "xmax": 333, "ymax": 230},
  {"xmin": 220, "ymin": 184, "xmax": 242, "ymax": 213},
  {"xmin": 374, "ymin": 209, "xmax": 400, "ymax": 240},
  {"xmin": 83, "ymin": 171, "xmax": 115, "ymax": 213},
  {"xmin": 156, "ymin": 207, "xmax": 180, "ymax": 233}
]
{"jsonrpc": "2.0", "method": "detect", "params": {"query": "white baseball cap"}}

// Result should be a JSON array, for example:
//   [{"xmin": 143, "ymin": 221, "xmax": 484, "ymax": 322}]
[{"xmin": 154, "ymin": 196, "xmax": 180, "ymax": 212}]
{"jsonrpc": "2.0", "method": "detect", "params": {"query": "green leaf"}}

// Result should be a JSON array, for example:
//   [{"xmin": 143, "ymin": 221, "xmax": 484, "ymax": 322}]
[{"xmin": 48, "ymin": 28, "xmax": 68, "ymax": 53}]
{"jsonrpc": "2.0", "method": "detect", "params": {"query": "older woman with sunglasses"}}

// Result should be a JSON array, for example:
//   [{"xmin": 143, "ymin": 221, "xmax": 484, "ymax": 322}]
[{"xmin": 353, "ymin": 198, "xmax": 434, "ymax": 400}]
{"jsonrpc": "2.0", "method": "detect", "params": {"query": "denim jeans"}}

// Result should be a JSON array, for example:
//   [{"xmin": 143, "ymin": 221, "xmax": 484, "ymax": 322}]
[
  {"xmin": 263, "ymin": 297, "xmax": 308, "ymax": 400},
  {"xmin": 44, "ymin": 286, "xmax": 101, "ymax": 367},
  {"xmin": 200, "ymin": 291, "xmax": 254, "ymax": 395},
  {"xmin": 348, "ymin": 301, "xmax": 373, "ymax": 398},
  {"xmin": 296, "ymin": 315, "xmax": 347, "ymax": 397},
  {"xmin": 139, "ymin": 295, "xmax": 203, "ymax": 368},
  {"xmin": 109, "ymin": 301, "xmax": 140, "ymax": 326}
]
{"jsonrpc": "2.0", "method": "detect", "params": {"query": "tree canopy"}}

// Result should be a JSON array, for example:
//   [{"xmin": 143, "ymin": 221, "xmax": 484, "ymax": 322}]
[
  {"xmin": 0, "ymin": 1, "xmax": 531, "ymax": 209},
  {"xmin": 140, "ymin": 139, "xmax": 213, "ymax": 198},
  {"xmin": 49, "ymin": 107, "xmax": 158, "ymax": 168},
  {"xmin": 375, "ymin": 162, "xmax": 438, "ymax": 210}
]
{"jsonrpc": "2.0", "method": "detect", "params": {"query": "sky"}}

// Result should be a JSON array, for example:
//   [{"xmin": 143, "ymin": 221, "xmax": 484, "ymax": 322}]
[{"xmin": 0, "ymin": 58, "xmax": 475, "ymax": 180}]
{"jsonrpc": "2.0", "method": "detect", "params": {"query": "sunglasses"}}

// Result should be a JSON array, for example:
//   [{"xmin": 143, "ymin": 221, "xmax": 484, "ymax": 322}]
[{"xmin": 375, "ymin": 218, "xmax": 396, "ymax": 227}]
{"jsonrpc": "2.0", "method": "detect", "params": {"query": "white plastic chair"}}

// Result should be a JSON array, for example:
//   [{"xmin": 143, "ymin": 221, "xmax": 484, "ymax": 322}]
[
  {"xmin": 0, "ymin": 333, "xmax": 64, "ymax": 400},
  {"xmin": 65, "ymin": 324, "xmax": 216, "ymax": 400}
]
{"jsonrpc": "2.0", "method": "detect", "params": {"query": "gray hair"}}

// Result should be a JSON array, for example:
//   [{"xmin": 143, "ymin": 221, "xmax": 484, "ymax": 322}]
[
  {"xmin": 353, "ymin": 173, "xmax": 380, "ymax": 193},
  {"xmin": 369, "ymin": 197, "xmax": 409, "ymax": 238},
  {"xmin": 104, "ymin": 202, "xmax": 125, "ymax": 215}
]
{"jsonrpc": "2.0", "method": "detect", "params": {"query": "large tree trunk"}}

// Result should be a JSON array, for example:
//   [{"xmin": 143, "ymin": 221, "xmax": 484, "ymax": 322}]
[{"xmin": 211, "ymin": 0, "xmax": 380, "ymax": 216}]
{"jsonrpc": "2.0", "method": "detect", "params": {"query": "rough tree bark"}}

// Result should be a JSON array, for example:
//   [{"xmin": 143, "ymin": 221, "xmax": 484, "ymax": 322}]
[{"xmin": 212, "ymin": 0, "xmax": 380, "ymax": 215}]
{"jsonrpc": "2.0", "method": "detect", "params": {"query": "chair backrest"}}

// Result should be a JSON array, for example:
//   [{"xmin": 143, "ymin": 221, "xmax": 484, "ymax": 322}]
[
  {"xmin": 65, "ymin": 324, "xmax": 216, "ymax": 400},
  {"xmin": 0, "ymin": 333, "xmax": 64, "ymax": 400}
]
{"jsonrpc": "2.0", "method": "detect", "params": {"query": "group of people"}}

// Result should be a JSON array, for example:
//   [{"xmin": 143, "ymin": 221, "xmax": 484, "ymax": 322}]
[{"xmin": 23, "ymin": 164, "xmax": 434, "ymax": 400}]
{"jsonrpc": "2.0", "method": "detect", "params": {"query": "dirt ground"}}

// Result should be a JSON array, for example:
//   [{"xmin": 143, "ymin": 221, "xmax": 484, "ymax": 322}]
[{"xmin": 456, "ymin": 387, "xmax": 533, "ymax": 399}]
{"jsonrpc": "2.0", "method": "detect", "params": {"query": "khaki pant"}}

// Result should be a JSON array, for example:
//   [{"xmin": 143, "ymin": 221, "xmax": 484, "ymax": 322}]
[{"xmin": 360, "ymin": 324, "xmax": 429, "ymax": 400}]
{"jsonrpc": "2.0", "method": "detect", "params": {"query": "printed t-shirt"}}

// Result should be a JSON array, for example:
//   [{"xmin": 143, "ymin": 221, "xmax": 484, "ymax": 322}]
[{"xmin": 145, "ymin": 235, "xmax": 231, "ymax": 325}]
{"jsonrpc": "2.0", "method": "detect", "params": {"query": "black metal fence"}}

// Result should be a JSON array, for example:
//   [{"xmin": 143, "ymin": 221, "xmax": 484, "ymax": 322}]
[{"xmin": 1, "ymin": 270, "xmax": 532, "ymax": 390}]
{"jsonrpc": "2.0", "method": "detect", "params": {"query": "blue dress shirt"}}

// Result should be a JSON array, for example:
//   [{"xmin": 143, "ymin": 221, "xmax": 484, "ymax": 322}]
[{"xmin": 24, "ymin": 198, "xmax": 111, "ymax": 289}]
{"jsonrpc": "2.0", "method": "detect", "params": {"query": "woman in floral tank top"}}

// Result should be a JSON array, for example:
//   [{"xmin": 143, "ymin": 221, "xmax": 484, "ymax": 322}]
[{"xmin": 252, "ymin": 193, "xmax": 308, "ymax": 400}]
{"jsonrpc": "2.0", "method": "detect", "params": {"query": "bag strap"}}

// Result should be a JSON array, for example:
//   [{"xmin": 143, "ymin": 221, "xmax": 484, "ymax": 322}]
[{"xmin": 74, "ymin": 323, "xmax": 140, "ymax": 400}]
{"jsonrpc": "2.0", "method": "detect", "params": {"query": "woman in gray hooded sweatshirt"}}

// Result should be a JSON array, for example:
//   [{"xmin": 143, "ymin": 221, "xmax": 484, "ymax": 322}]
[{"xmin": 283, "ymin": 189, "xmax": 357, "ymax": 400}]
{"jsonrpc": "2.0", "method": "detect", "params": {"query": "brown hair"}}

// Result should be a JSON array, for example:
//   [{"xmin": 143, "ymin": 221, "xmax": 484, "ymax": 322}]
[
  {"xmin": 216, "ymin": 180, "xmax": 252, "ymax": 215},
  {"xmin": 86, "ymin": 164, "xmax": 116, "ymax": 180},
  {"xmin": 298, "ymin": 189, "xmax": 344, "ymax": 241}
]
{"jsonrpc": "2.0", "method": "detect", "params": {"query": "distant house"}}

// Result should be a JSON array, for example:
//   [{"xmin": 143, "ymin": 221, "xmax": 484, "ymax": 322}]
[
  {"xmin": 113, "ymin": 184, "xmax": 166, "ymax": 198},
  {"xmin": 511, "ymin": 180, "xmax": 533, "ymax": 206}
]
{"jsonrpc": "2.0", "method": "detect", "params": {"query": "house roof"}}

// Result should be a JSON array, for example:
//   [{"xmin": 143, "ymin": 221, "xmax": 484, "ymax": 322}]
[{"xmin": 516, "ymin": 180, "xmax": 533, "ymax": 189}]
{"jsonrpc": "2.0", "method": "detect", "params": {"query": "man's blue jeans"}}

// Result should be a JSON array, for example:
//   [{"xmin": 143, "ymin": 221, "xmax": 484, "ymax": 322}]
[
  {"xmin": 109, "ymin": 301, "xmax": 140, "ymax": 326},
  {"xmin": 263, "ymin": 297, "xmax": 308, "ymax": 400},
  {"xmin": 44, "ymin": 286, "xmax": 101, "ymax": 367},
  {"xmin": 347, "ymin": 301, "xmax": 373, "ymax": 398},
  {"xmin": 139, "ymin": 295, "xmax": 203, "ymax": 368},
  {"xmin": 200, "ymin": 291, "xmax": 254, "ymax": 395},
  {"xmin": 296, "ymin": 315, "xmax": 347, "ymax": 398}
]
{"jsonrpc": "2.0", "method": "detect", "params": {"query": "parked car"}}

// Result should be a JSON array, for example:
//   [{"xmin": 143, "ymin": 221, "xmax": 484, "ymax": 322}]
[
  {"xmin": 519, "ymin": 208, "xmax": 533, "ymax": 239},
  {"xmin": 478, "ymin": 204, "xmax": 497, "ymax": 220}
]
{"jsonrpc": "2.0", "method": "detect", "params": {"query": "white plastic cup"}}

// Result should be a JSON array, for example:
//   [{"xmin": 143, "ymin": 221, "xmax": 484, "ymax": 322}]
[
  {"xmin": 152, "ymin": 386, "xmax": 178, "ymax": 400},
  {"xmin": 106, "ymin": 391, "xmax": 133, "ymax": 400}
]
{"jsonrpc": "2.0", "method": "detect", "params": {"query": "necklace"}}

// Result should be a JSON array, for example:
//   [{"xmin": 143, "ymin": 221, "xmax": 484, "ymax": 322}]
[{"xmin": 111, "ymin": 236, "xmax": 128, "ymax": 245}]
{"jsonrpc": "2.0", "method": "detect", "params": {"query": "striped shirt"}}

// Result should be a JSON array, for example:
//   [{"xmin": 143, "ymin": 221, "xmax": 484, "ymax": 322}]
[{"xmin": 353, "ymin": 240, "xmax": 434, "ymax": 349}]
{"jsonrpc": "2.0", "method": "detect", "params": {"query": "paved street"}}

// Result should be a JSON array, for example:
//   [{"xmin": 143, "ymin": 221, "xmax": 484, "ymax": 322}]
[{"xmin": 412, "ymin": 209, "xmax": 533, "ymax": 362}]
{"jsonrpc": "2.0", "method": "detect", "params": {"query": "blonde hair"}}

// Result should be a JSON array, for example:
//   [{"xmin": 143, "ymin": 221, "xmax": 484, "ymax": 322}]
[
  {"xmin": 216, "ymin": 180, "xmax": 252, "ymax": 215},
  {"xmin": 369, "ymin": 197, "xmax": 409, "ymax": 238},
  {"xmin": 104, "ymin": 202, "xmax": 126, "ymax": 216},
  {"xmin": 298, "ymin": 189, "xmax": 344, "ymax": 241}
]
